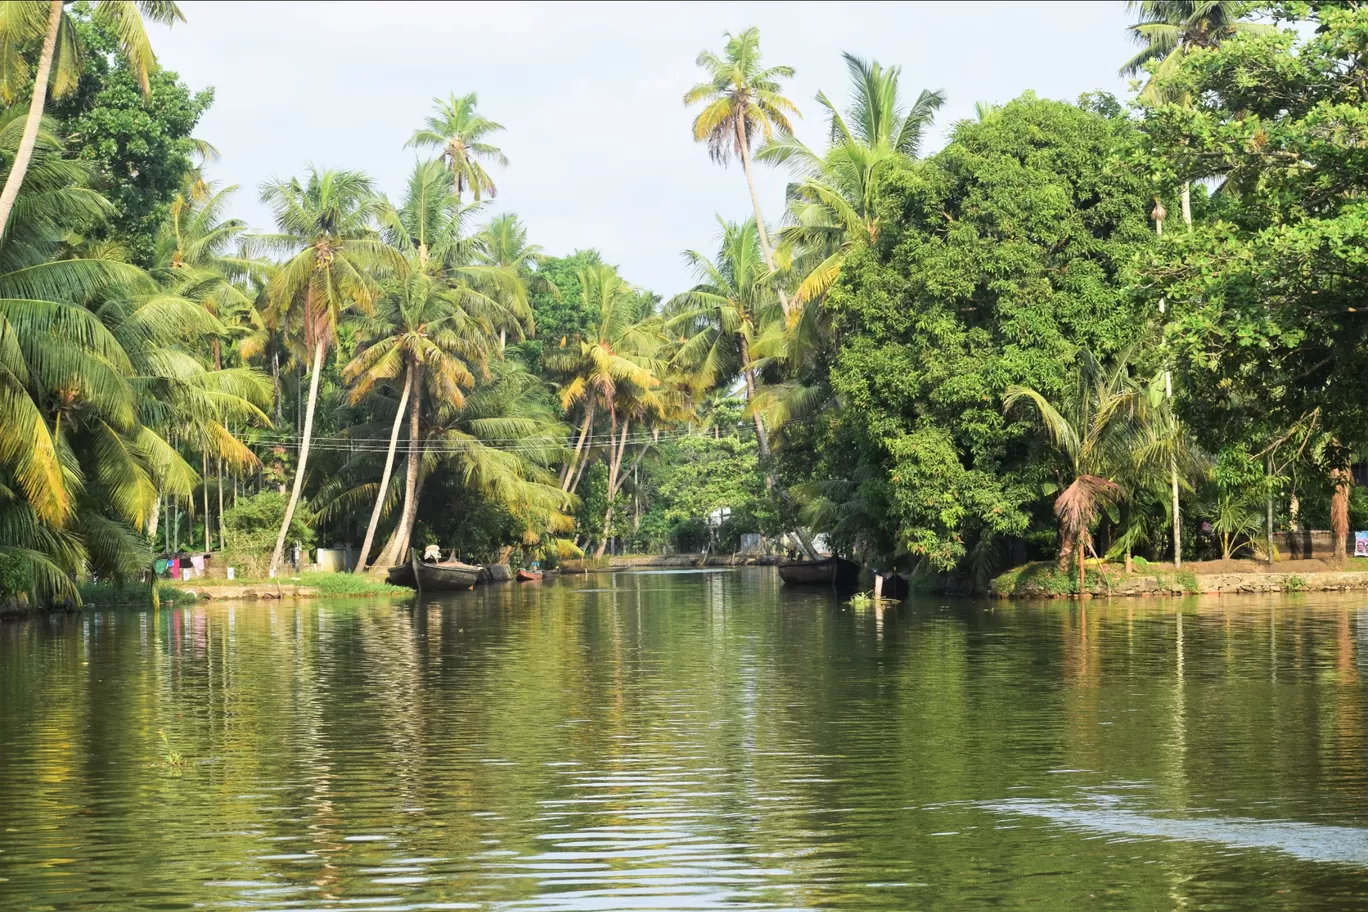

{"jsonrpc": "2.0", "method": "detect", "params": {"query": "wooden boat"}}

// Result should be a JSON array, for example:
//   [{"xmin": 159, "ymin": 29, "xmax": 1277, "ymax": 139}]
[
  {"xmin": 388, "ymin": 556, "xmax": 480, "ymax": 591},
  {"xmin": 415, "ymin": 559, "xmax": 481, "ymax": 591},
  {"xmin": 385, "ymin": 562, "xmax": 416, "ymax": 588},
  {"xmin": 517, "ymin": 569, "xmax": 544, "ymax": 582},
  {"xmin": 778, "ymin": 556, "xmax": 861, "ymax": 589}
]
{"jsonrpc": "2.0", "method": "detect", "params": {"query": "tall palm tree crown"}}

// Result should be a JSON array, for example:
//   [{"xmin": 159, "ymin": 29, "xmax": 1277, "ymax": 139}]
[
  {"xmin": 1121, "ymin": 1, "xmax": 1273, "ymax": 102},
  {"xmin": 684, "ymin": 27, "xmax": 799, "ymax": 165},
  {"xmin": 406, "ymin": 92, "xmax": 508, "ymax": 202}
]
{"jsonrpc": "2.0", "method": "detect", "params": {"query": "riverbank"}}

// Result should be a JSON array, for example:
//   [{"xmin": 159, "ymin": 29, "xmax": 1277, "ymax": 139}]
[
  {"xmin": 559, "ymin": 554, "xmax": 777, "ymax": 573},
  {"xmin": 991, "ymin": 558, "xmax": 1368, "ymax": 599}
]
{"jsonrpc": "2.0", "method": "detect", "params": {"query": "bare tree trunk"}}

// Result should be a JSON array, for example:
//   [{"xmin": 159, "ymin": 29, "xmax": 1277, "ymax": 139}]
[
  {"xmin": 0, "ymin": 0, "xmax": 63, "ymax": 240},
  {"xmin": 202, "ymin": 452, "xmax": 211, "ymax": 551},
  {"xmin": 1267, "ymin": 453, "xmax": 1276, "ymax": 565},
  {"xmin": 269, "ymin": 337, "xmax": 325, "ymax": 576},
  {"xmin": 1171, "ymin": 452, "xmax": 1182, "ymax": 568},
  {"xmin": 271, "ymin": 349, "xmax": 282, "ymax": 425},
  {"xmin": 148, "ymin": 496, "xmax": 161, "ymax": 541},
  {"xmin": 562, "ymin": 399, "xmax": 595, "ymax": 492},
  {"xmin": 1057, "ymin": 513, "xmax": 1075, "ymax": 574},
  {"xmin": 1077, "ymin": 529, "xmax": 1087, "ymax": 594},
  {"xmin": 218, "ymin": 459, "xmax": 225, "ymax": 549},
  {"xmin": 357, "ymin": 365, "xmax": 412, "ymax": 573},
  {"xmin": 594, "ymin": 415, "xmax": 630, "ymax": 559},
  {"xmin": 383, "ymin": 365, "xmax": 424, "ymax": 567},
  {"xmin": 736, "ymin": 119, "xmax": 792, "ymax": 322},
  {"xmin": 1181, "ymin": 181, "xmax": 1192, "ymax": 229},
  {"xmin": 1331, "ymin": 464, "xmax": 1352, "ymax": 564}
]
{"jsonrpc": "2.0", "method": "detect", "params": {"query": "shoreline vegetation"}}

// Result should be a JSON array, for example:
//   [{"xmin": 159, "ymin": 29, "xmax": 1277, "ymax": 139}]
[{"xmin": 5, "ymin": 5, "xmax": 1368, "ymax": 617}]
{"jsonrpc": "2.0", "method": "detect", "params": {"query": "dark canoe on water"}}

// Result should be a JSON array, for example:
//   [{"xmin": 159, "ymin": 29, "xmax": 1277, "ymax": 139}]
[
  {"xmin": 387, "ymin": 560, "xmax": 481, "ymax": 591},
  {"xmin": 778, "ymin": 557, "xmax": 861, "ymax": 589},
  {"xmin": 417, "ymin": 560, "xmax": 481, "ymax": 591},
  {"xmin": 517, "ymin": 569, "xmax": 544, "ymax": 582}
]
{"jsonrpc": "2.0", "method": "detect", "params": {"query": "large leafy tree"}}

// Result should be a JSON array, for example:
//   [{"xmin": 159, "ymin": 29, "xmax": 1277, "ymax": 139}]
[
  {"xmin": 815, "ymin": 93, "xmax": 1153, "ymax": 574},
  {"xmin": 252, "ymin": 168, "xmax": 400, "ymax": 576},
  {"xmin": 685, "ymin": 27, "xmax": 800, "ymax": 321},
  {"xmin": 1135, "ymin": 2, "xmax": 1368, "ymax": 562},
  {"xmin": 406, "ymin": 92, "xmax": 508, "ymax": 202},
  {"xmin": 0, "ymin": 0, "xmax": 184, "ymax": 241}
]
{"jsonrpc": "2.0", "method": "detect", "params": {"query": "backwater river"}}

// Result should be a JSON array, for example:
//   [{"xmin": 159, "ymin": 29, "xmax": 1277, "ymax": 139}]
[{"xmin": 3, "ymin": 568, "xmax": 1368, "ymax": 910}]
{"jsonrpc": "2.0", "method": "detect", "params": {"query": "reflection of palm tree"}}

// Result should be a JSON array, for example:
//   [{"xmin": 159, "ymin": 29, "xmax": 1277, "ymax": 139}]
[{"xmin": 1005, "ymin": 350, "xmax": 1139, "ymax": 591}]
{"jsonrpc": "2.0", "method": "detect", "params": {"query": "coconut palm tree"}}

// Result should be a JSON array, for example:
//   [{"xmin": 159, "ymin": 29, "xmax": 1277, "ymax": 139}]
[
  {"xmin": 345, "ymin": 266, "xmax": 488, "ymax": 572},
  {"xmin": 544, "ymin": 263, "xmax": 661, "ymax": 498},
  {"xmin": 0, "ymin": 1, "xmax": 185, "ymax": 240},
  {"xmin": 252, "ymin": 168, "xmax": 402, "ymax": 576},
  {"xmin": 406, "ymin": 92, "xmax": 508, "ymax": 202},
  {"xmin": 758, "ymin": 53, "xmax": 944, "ymax": 309},
  {"xmin": 363, "ymin": 161, "xmax": 527, "ymax": 571},
  {"xmin": 667, "ymin": 217, "xmax": 780, "ymax": 458},
  {"xmin": 1121, "ymin": 0, "xmax": 1273, "ymax": 225},
  {"xmin": 685, "ymin": 27, "xmax": 800, "ymax": 321},
  {"xmin": 475, "ymin": 213, "xmax": 550, "ymax": 349},
  {"xmin": 1005, "ymin": 349, "xmax": 1141, "ymax": 592}
]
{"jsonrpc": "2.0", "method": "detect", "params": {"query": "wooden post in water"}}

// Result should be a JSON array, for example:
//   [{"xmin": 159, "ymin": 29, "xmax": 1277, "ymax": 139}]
[
  {"xmin": 873, "ymin": 574, "xmax": 884, "ymax": 602},
  {"xmin": 411, "ymin": 549, "xmax": 422, "ymax": 596}
]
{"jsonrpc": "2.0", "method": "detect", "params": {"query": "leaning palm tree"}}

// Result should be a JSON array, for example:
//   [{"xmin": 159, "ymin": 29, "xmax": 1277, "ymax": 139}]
[
  {"xmin": 685, "ymin": 27, "xmax": 800, "ymax": 321},
  {"xmin": 345, "ymin": 266, "xmax": 487, "ymax": 573},
  {"xmin": 1121, "ymin": 0, "xmax": 1273, "ymax": 225},
  {"xmin": 251, "ymin": 168, "xmax": 402, "ymax": 577},
  {"xmin": 758, "ymin": 53, "xmax": 944, "ymax": 309},
  {"xmin": 1004, "ymin": 350, "xmax": 1141, "ymax": 592},
  {"xmin": 0, "ymin": 1, "xmax": 185, "ymax": 239},
  {"xmin": 545, "ymin": 263, "xmax": 661, "ymax": 496},
  {"xmin": 406, "ymin": 92, "xmax": 508, "ymax": 202}
]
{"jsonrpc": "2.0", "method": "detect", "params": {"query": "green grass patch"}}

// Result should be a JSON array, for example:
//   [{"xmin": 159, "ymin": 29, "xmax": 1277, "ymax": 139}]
[
  {"xmin": 168, "ymin": 571, "xmax": 409, "ymax": 598},
  {"xmin": 78, "ymin": 580, "xmax": 198, "ymax": 609},
  {"xmin": 1286, "ymin": 574, "xmax": 1307, "ymax": 592}
]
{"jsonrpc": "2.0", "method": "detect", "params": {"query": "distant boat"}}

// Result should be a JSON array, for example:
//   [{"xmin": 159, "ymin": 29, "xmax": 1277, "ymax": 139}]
[
  {"xmin": 387, "ymin": 559, "xmax": 480, "ymax": 591},
  {"xmin": 517, "ymin": 569, "xmax": 544, "ymax": 582},
  {"xmin": 778, "ymin": 556, "xmax": 860, "ymax": 589}
]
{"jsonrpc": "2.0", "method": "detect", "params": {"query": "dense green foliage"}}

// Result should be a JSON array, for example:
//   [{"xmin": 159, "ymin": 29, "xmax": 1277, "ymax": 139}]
[{"xmin": 6, "ymin": 2, "xmax": 1368, "ymax": 610}]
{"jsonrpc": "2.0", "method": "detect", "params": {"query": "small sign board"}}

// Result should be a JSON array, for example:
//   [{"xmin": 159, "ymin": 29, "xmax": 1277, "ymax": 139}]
[{"xmin": 1355, "ymin": 532, "xmax": 1368, "ymax": 558}]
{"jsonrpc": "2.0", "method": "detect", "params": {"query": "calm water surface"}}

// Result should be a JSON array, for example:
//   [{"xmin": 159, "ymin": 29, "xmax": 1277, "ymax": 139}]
[{"xmin": 3, "ymin": 568, "xmax": 1368, "ymax": 910}]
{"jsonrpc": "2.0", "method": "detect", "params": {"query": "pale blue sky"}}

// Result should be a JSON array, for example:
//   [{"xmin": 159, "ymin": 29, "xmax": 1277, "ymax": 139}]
[{"xmin": 155, "ymin": 1, "xmax": 1137, "ymax": 296}]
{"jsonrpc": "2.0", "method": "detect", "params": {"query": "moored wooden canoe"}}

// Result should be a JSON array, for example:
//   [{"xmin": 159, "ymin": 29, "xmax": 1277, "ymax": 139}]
[
  {"xmin": 778, "ymin": 556, "xmax": 860, "ymax": 589},
  {"xmin": 517, "ymin": 569, "xmax": 544, "ymax": 582}
]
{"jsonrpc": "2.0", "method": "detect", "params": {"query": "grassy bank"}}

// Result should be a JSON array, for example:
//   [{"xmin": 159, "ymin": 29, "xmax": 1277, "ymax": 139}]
[
  {"xmin": 168, "ymin": 571, "xmax": 411, "ymax": 599},
  {"xmin": 77, "ymin": 581, "xmax": 201, "ymax": 609}
]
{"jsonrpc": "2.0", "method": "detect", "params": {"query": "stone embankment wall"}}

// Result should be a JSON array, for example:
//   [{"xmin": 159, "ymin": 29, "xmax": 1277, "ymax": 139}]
[{"xmin": 995, "ymin": 569, "xmax": 1368, "ymax": 599}]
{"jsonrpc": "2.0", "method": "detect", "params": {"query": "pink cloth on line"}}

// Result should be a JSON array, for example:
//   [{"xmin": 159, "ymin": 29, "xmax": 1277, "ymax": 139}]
[
  {"xmin": 190, "ymin": 555, "xmax": 205, "ymax": 571},
  {"xmin": 167, "ymin": 558, "xmax": 180, "ymax": 577}
]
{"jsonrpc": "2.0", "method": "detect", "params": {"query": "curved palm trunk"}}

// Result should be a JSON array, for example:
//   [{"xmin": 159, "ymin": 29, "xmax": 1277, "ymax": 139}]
[
  {"xmin": 389, "ymin": 364, "xmax": 425, "ymax": 566},
  {"xmin": 0, "ymin": 0, "xmax": 62, "ymax": 240},
  {"xmin": 562, "ymin": 399, "xmax": 595, "ymax": 492},
  {"xmin": 1171, "ymin": 452, "xmax": 1182, "ymax": 568},
  {"xmin": 593, "ymin": 414, "xmax": 631, "ymax": 559},
  {"xmin": 356, "ymin": 365, "xmax": 412, "ymax": 573},
  {"xmin": 736, "ymin": 120, "xmax": 792, "ymax": 322},
  {"xmin": 269, "ymin": 337, "xmax": 325, "ymax": 576}
]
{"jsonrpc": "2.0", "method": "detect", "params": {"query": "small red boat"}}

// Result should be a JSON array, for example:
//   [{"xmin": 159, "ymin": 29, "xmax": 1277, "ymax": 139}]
[{"xmin": 517, "ymin": 569, "xmax": 544, "ymax": 582}]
